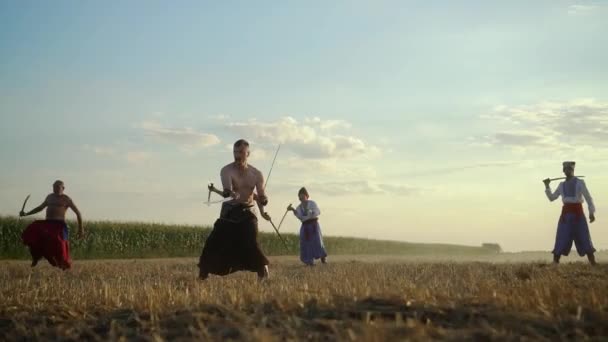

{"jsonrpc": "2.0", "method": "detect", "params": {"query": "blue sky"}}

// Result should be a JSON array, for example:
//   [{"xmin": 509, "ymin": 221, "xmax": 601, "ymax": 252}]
[{"xmin": 1, "ymin": 1, "xmax": 607, "ymax": 251}]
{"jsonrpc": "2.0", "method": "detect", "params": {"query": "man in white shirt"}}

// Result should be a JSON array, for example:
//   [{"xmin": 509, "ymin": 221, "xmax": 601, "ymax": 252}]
[{"xmin": 544, "ymin": 161, "xmax": 597, "ymax": 265}]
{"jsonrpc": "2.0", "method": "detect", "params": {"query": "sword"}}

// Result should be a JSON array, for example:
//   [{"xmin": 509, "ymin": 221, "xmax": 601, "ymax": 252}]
[
  {"xmin": 277, "ymin": 204, "xmax": 292, "ymax": 231},
  {"xmin": 264, "ymin": 144, "xmax": 281, "ymax": 191},
  {"xmin": 19, "ymin": 194, "xmax": 30, "ymax": 219},
  {"xmin": 544, "ymin": 176, "xmax": 586, "ymax": 182},
  {"xmin": 206, "ymin": 183, "xmax": 237, "ymax": 206},
  {"xmin": 268, "ymin": 218, "xmax": 289, "ymax": 251},
  {"xmin": 207, "ymin": 182, "xmax": 213, "ymax": 206}
]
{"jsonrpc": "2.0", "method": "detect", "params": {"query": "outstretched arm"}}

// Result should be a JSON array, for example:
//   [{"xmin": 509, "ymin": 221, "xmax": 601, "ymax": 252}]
[
  {"xmin": 20, "ymin": 199, "xmax": 47, "ymax": 217},
  {"xmin": 68, "ymin": 198, "xmax": 84, "ymax": 238}
]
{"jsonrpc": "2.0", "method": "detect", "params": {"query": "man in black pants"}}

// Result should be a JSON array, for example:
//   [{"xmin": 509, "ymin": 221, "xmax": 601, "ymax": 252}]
[{"xmin": 199, "ymin": 139, "xmax": 272, "ymax": 280}]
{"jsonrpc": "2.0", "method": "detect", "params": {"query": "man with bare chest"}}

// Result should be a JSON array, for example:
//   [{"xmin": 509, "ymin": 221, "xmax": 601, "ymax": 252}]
[
  {"xmin": 20, "ymin": 180, "xmax": 83, "ymax": 269},
  {"xmin": 198, "ymin": 139, "xmax": 271, "ymax": 280}
]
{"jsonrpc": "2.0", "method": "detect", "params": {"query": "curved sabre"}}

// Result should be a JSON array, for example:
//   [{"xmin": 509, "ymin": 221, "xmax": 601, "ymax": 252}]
[{"xmin": 19, "ymin": 194, "xmax": 30, "ymax": 218}]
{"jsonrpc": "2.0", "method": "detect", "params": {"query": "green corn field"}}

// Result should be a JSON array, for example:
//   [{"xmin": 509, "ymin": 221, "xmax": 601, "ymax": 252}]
[{"xmin": 0, "ymin": 215, "xmax": 495, "ymax": 259}]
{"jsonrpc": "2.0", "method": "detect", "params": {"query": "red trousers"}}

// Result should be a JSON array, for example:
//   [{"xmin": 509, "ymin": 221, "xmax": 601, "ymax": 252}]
[{"xmin": 21, "ymin": 220, "xmax": 72, "ymax": 270}]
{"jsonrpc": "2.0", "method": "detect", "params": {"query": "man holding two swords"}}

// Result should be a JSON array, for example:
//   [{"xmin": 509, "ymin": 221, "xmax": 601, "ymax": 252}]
[
  {"xmin": 198, "ymin": 139, "xmax": 273, "ymax": 280},
  {"xmin": 544, "ymin": 161, "xmax": 597, "ymax": 265}
]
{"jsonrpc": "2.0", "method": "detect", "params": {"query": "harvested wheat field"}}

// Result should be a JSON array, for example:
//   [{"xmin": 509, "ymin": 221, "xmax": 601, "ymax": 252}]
[{"xmin": 1, "ymin": 256, "xmax": 607, "ymax": 341}]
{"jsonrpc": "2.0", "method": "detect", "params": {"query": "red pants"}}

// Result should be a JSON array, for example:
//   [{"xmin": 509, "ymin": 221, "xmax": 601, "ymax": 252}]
[{"xmin": 21, "ymin": 220, "xmax": 72, "ymax": 270}]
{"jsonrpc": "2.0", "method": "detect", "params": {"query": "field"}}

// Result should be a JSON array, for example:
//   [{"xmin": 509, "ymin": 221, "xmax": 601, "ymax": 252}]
[
  {"xmin": 0, "ymin": 216, "xmax": 500, "ymax": 259},
  {"xmin": 2, "ymin": 254, "xmax": 608, "ymax": 341}
]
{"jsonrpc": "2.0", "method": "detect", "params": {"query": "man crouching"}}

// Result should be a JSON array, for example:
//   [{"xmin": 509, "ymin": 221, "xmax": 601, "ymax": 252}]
[
  {"xmin": 198, "ymin": 139, "xmax": 272, "ymax": 280},
  {"xmin": 20, "ymin": 180, "xmax": 84, "ymax": 270}
]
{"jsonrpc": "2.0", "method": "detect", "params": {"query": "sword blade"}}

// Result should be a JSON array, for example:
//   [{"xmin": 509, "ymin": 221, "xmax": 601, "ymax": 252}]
[
  {"xmin": 548, "ymin": 175, "xmax": 585, "ymax": 181},
  {"xmin": 263, "ymin": 144, "xmax": 281, "ymax": 191},
  {"xmin": 269, "ymin": 219, "xmax": 289, "ymax": 251},
  {"xmin": 19, "ymin": 194, "xmax": 30, "ymax": 219},
  {"xmin": 277, "ymin": 207, "xmax": 290, "ymax": 231}
]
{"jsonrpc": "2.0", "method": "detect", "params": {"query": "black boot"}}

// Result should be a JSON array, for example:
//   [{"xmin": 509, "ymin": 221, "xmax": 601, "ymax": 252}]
[
  {"xmin": 257, "ymin": 265, "xmax": 269, "ymax": 281},
  {"xmin": 198, "ymin": 263, "xmax": 209, "ymax": 280},
  {"xmin": 587, "ymin": 253, "xmax": 597, "ymax": 266}
]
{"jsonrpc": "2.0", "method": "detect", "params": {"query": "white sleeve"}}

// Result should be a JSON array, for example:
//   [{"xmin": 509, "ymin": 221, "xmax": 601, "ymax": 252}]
[
  {"xmin": 580, "ymin": 180, "xmax": 596, "ymax": 215},
  {"xmin": 307, "ymin": 200, "xmax": 320, "ymax": 219},
  {"xmin": 293, "ymin": 204, "xmax": 306, "ymax": 221},
  {"xmin": 545, "ymin": 183, "xmax": 562, "ymax": 202}
]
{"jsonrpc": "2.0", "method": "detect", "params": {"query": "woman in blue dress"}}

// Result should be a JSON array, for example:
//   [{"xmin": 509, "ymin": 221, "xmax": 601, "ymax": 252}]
[{"xmin": 288, "ymin": 187, "xmax": 327, "ymax": 266}]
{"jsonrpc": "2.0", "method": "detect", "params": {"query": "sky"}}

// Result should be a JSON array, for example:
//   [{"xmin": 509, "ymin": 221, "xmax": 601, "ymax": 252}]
[{"xmin": 1, "ymin": 1, "xmax": 607, "ymax": 252}]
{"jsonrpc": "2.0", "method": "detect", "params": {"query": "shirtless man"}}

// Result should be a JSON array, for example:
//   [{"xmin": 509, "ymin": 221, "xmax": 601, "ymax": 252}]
[
  {"xmin": 198, "ymin": 139, "xmax": 272, "ymax": 280},
  {"xmin": 21, "ymin": 180, "xmax": 84, "ymax": 237},
  {"xmin": 20, "ymin": 180, "xmax": 83, "ymax": 269},
  {"xmin": 213, "ymin": 141, "xmax": 271, "ymax": 220}
]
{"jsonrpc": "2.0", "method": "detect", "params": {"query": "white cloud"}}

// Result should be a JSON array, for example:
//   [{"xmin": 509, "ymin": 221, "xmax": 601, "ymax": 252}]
[
  {"xmin": 301, "ymin": 180, "xmax": 422, "ymax": 197},
  {"xmin": 82, "ymin": 145, "xmax": 152, "ymax": 164},
  {"xmin": 140, "ymin": 120, "xmax": 220, "ymax": 150},
  {"xmin": 209, "ymin": 114, "xmax": 230, "ymax": 121},
  {"xmin": 82, "ymin": 144, "xmax": 116, "ymax": 157},
  {"xmin": 473, "ymin": 99, "xmax": 608, "ymax": 152},
  {"xmin": 304, "ymin": 117, "xmax": 352, "ymax": 131},
  {"xmin": 224, "ymin": 117, "xmax": 380, "ymax": 160},
  {"xmin": 125, "ymin": 151, "xmax": 152, "ymax": 164},
  {"xmin": 568, "ymin": 4, "xmax": 598, "ymax": 15}
]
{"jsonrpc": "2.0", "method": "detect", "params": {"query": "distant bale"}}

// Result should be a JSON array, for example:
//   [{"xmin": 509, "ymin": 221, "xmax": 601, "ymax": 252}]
[{"xmin": 481, "ymin": 243, "xmax": 502, "ymax": 253}]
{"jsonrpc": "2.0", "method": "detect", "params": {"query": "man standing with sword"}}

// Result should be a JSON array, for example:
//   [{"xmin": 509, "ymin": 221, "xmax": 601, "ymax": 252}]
[
  {"xmin": 198, "ymin": 139, "xmax": 277, "ymax": 280},
  {"xmin": 544, "ymin": 161, "xmax": 597, "ymax": 265}
]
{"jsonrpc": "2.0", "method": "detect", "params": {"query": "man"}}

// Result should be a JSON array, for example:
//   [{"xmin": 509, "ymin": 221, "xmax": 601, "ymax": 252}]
[
  {"xmin": 544, "ymin": 161, "xmax": 597, "ymax": 265},
  {"xmin": 198, "ymin": 139, "xmax": 272, "ymax": 280},
  {"xmin": 20, "ymin": 180, "xmax": 84, "ymax": 269}
]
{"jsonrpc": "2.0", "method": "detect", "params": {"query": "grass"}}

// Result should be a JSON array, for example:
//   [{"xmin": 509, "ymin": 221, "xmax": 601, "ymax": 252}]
[
  {"xmin": 0, "ymin": 215, "xmax": 497, "ymax": 259},
  {"xmin": 1, "ymin": 256, "xmax": 607, "ymax": 340}
]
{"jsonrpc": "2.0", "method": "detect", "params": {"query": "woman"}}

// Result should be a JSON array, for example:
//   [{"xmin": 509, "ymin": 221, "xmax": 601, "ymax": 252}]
[{"xmin": 288, "ymin": 187, "xmax": 327, "ymax": 266}]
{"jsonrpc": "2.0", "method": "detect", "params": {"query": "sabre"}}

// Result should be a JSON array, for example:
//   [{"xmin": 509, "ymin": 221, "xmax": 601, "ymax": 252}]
[
  {"xmin": 206, "ymin": 183, "xmax": 238, "ymax": 206},
  {"xmin": 264, "ymin": 144, "xmax": 281, "ymax": 191},
  {"xmin": 268, "ymin": 218, "xmax": 289, "ymax": 251},
  {"xmin": 544, "ymin": 176, "xmax": 586, "ymax": 182},
  {"xmin": 277, "ymin": 204, "xmax": 292, "ymax": 231},
  {"xmin": 207, "ymin": 182, "xmax": 212, "ymax": 206},
  {"xmin": 19, "ymin": 194, "xmax": 30, "ymax": 219}
]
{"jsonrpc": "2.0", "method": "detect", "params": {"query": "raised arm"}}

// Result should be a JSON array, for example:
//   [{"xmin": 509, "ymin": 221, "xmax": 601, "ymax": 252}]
[
  {"xmin": 544, "ymin": 181, "xmax": 561, "ymax": 202},
  {"xmin": 292, "ymin": 204, "xmax": 306, "ymax": 221},
  {"xmin": 292, "ymin": 201, "xmax": 320, "ymax": 221},
  {"xmin": 580, "ymin": 180, "xmax": 596, "ymax": 221},
  {"xmin": 20, "ymin": 198, "xmax": 48, "ymax": 217},
  {"xmin": 67, "ymin": 197, "xmax": 84, "ymax": 238}
]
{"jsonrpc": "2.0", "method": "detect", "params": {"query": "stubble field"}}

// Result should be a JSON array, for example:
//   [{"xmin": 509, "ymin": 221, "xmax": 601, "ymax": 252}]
[{"xmin": 1, "ymin": 255, "xmax": 607, "ymax": 341}]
